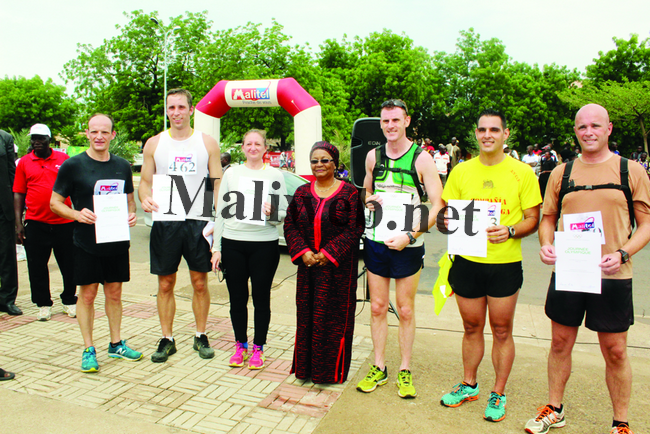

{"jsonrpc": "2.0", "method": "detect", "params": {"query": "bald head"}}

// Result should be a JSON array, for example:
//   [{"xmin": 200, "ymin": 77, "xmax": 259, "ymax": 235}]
[
  {"xmin": 575, "ymin": 104, "xmax": 609, "ymax": 125},
  {"xmin": 574, "ymin": 103, "xmax": 613, "ymax": 159}
]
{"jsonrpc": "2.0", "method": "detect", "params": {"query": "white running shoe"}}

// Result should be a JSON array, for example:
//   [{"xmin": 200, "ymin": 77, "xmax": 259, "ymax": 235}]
[
  {"xmin": 63, "ymin": 304, "xmax": 77, "ymax": 318},
  {"xmin": 37, "ymin": 306, "xmax": 52, "ymax": 321}
]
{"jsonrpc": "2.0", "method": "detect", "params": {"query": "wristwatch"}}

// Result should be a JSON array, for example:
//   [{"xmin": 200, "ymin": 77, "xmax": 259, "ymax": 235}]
[
  {"xmin": 507, "ymin": 226, "xmax": 516, "ymax": 239},
  {"xmin": 407, "ymin": 232, "xmax": 417, "ymax": 245},
  {"xmin": 617, "ymin": 249, "xmax": 629, "ymax": 264}
]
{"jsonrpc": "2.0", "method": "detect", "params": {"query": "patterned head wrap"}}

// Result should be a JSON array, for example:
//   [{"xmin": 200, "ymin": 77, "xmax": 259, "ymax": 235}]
[{"xmin": 310, "ymin": 141, "xmax": 339, "ymax": 168}]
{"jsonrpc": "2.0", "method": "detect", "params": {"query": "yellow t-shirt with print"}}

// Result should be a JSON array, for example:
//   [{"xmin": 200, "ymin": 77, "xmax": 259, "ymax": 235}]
[{"xmin": 442, "ymin": 156, "xmax": 542, "ymax": 264}]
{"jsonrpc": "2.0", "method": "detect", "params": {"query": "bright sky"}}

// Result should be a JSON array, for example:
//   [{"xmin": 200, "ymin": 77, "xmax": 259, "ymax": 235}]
[{"xmin": 1, "ymin": 0, "xmax": 649, "ymax": 92}]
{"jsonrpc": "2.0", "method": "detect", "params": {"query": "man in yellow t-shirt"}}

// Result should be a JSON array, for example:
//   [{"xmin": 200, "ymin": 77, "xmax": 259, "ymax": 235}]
[{"xmin": 439, "ymin": 109, "xmax": 542, "ymax": 423}]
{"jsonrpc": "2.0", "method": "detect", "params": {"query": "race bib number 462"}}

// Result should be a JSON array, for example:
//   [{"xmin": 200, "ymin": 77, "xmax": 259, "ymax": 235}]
[{"xmin": 168, "ymin": 152, "xmax": 197, "ymax": 174}]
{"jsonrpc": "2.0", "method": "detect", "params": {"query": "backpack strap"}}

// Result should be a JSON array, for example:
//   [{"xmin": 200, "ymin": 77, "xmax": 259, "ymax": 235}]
[
  {"xmin": 619, "ymin": 157, "xmax": 635, "ymax": 230},
  {"xmin": 556, "ymin": 160, "xmax": 574, "ymax": 227}
]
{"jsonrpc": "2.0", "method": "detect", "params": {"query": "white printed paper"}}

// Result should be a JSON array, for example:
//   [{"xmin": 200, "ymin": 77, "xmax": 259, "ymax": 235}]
[
  {"xmin": 555, "ymin": 231, "xmax": 601, "ymax": 294},
  {"xmin": 152, "ymin": 174, "xmax": 186, "ymax": 221},
  {"xmin": 446, "ymin": 200, "xmax": 500, "ymax": 258},
  {"xmin": 238, "ymin": 176, "xmax": 269, "ymax": 226},
  {"xmin": 372, "ymin": 192, "xmax": 413, "ymax": 242},
  {"xmin": 563, "ymin": 211, "xmax": 606, "ymax": 244},
  {"xmin": 94, "ymin": 194, "xmax": 130, "ymax": 244}
]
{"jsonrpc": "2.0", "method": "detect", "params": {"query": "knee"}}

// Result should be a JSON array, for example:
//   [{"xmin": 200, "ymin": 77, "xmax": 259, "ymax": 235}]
[
  {"xmin": 397, "ymin": 304, "xmax": 414, "ymax": 322},
  {"xmin": 490, "ymin": 323, "xmax": 512, "ymax": 342},
  {"xmin": 462, "ymin": 319, "xmax": 485, "ymax": 335},
  {"xmin": 104, "ymin": 286, "xmax": 122, "ymax": 304},
  {"xmin": 192, "ymin": 278, "xmax": 208, "ymax": 294},
  {"xmin": 370, "ymin": 299, "xmax": 388, "ymax": 318},
  {"xmin": 158, "ymin": 276, "xmax": 175, "ymax": 294},
  {"xmin": 79, "ymin": 290, "xmax": 97, "ymax": 306},
  {"xmin": 550, "ymin": 334, "xmax": 574, "ymax": 356},
  {"xmin": 602, "ymin": 342, "xmax": 628, "ymax": 365}
]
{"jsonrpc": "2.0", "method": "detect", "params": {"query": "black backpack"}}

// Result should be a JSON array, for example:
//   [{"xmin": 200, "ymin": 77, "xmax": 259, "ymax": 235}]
[
  {"xmin": 372, "ymin": 144, "xmax": 427, "ymax": 202},
  {"xmin": 558, "ymin": 157, "xmax": 635, "ymax": 236}
]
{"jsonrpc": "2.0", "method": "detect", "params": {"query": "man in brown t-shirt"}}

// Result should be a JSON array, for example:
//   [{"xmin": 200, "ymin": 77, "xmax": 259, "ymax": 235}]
[{"xmin": 525, "ymin": 104, "xmax": 650, "ymax": 434}]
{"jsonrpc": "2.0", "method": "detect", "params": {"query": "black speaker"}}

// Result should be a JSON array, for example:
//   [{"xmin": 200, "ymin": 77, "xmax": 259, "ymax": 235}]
[{"xmin": 350, "ymin": 118, "xmax": 384, "ymax": 188}]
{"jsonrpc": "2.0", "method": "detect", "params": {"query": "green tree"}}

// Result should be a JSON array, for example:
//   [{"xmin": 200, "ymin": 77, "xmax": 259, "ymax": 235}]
[
  {"xmin": 318, "ymin": 30, "xmax": 444, "ymax": 140},
  {"xmin": 0, "ymin": 76, "xmax": 78, "ymax": 134},
  {"xmin": 586, "ymin": 34, "xmax": 650, "ymax": 84},
  {"xmin": 62, "ymin": 10, "xmax": 213, "ymax": 143},
  {"xmin": 433, "ymin": 29, "xmax": 579, "ymax": 151},
  {"xmin": 559, "ymin": 81, "xmax": 650, "ymax": 153}
]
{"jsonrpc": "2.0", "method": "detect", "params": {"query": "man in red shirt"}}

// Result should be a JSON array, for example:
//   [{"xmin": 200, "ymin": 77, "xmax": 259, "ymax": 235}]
[{"xmin": 13, "ymin": 124, "xmax": 77, "ymax": 321}]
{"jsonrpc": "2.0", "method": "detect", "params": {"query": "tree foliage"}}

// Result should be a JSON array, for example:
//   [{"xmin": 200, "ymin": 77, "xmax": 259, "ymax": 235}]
[
  {"xmin": 560, "ymin": 81, "xmax": 650, "ymax": 153},
  {"xmin": 62, "ymin": 10, "xmax": 213, "ymax": 143},
  {"xmin": 0, "ymin": 76, "xmax": 78, "ymax": 135},
  {"xmin": 586, "ymin": 34, "xmax": 650, "ymax": 84}
]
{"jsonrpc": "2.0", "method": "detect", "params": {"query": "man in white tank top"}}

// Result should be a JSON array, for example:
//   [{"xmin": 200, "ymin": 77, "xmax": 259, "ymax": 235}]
[{"xmin": 139, "ymin": 88, "xmax": 222, "ymax": 363}]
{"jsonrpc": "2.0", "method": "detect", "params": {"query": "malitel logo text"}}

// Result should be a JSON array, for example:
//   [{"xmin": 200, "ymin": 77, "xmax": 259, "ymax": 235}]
[
  {"xmin": 99, "ymin": 183, "xmax": 119, "ymax": 193},
  {"xmin": 232, "ymin": 86, "xmax": 271, "ymax": 101}
]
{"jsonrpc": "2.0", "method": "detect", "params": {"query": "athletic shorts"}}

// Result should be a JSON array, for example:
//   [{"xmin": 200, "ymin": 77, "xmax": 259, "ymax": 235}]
[
  {"xmin": 448, "ymin": 255, "xmax": 522, "ymax": 299},
  {"xmin": 545, "ymin": 272, "xmax": 634, "ymax": 333},
  {"xmin": 364, "ymin": 238, "xmax": 424, "ymax": 279},
  {"xmin": 150, "ymin": 220, "xmax": 212, "ymax": 275},
  {"xmin": 74, "ymin": 246, "xmax": 130, "ymax": 285}
]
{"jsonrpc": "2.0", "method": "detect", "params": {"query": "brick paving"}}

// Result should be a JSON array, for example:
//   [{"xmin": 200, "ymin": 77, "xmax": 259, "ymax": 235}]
[{"xmin": 0, "ymin": 294, "xmax": 373, "ymax": 434}]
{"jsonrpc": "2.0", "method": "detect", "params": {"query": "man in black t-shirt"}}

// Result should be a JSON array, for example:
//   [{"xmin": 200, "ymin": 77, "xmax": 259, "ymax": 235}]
[{"xmin": 51, "ymin": 114, "xmax": 143, "ymax": 373}]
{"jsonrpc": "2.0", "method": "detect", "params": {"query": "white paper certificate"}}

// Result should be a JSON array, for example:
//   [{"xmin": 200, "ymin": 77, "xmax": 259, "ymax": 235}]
[
  {"xmin": 372, "ymin": 192, "xmax": 412, "ymax": 242},
  {"xmin": 238, "ymin": 176, "xmax": 269, "ymax": 226},
  {"xmin": 93, "ymin": 194, "xmax": 130, "ymax": 244},
  {"xmin": 446, "ymin": 200, "xmax": 500, "ymax": 258},
  {"xmin": 555, "ymin": 231, "xmax": 601, "ymax": 294},
  {"xmin": 152, "ymin": 174, "xmax": 186, "ymax": 222}
]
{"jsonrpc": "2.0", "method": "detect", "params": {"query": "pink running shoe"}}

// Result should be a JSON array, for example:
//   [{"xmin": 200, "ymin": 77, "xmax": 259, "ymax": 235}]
[
  {"xmin": 229, "ymin": 342, "xmax": 249, "ymax": 367},
  {"xmin": 248, "ymin": 345, "xmax": 265, "ymax": 370}
]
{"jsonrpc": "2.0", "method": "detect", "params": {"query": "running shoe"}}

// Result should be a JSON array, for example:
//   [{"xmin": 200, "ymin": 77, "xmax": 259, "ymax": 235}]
[
  {"xmin": 396, "ymin": 369, "xmax": 417, "ymax": 399},
  {"xmin": 525, "ymin": 405, "xmax": 566, "ymax": 433},
  {"xmin": 151, "ymin": 338, "xmax": 177, "ymax": 363},
  {"xmin": 484, "ymin": 391, "xmax": 507, "ymax": 422},
  {"xmin": 193, "ymin": 335, "xmax": 215, "ymax": 359},
  {"xmin": 356, "ymin": 365, "xmax": 388, "ymax": 393},
  {"xmin": 107, "ymin": 340, "xmax": 143, "ymax": 361},
  {"xmin": 81, "ymin": 346, "xmax": 99, "ymax": 373},
  {"xmin": 248, "ymin": 345, "xmax": 265, "ymax": 369},
  {"xmin": 440, "ymin": 382, "xmax": 479, "ymax": 407},
  {"xmin": 229, "ymin": 342, "xmax": 249, "ymax": 367},
  {"xmin": 37, "ymin": 306, "xmax": 51, "ymax": 321},
  {"xmin": 610, "ymin": 424, "xmax": 634, "ymax": 434},
  {"xmin": 62, "ymin": 304, "xmax": 76, "ymax": 318}
]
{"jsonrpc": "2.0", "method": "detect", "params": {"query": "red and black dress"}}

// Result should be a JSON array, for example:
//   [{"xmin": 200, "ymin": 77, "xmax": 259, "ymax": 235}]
[{"xmin": 284, "ymin": 181, "xmax": 364, "ymax": 383}]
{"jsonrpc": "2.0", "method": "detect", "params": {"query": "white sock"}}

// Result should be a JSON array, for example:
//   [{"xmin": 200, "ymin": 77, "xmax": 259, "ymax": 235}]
[{"xmin": 196, "ymin": 332, "xmax": 206, "ymax": 338}]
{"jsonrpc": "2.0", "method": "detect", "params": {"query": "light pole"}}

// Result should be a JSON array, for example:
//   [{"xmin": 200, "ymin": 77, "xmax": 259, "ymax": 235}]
[{"xmin": 150, "ymin": 18, "xmax": 181, "ymax": 130}]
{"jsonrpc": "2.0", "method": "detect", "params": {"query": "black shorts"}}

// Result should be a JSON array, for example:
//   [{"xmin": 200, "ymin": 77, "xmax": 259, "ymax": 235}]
[
  {"xmin": 74, "ymin": 246, "xmax": 130, "ymax": 285},
  {"xmin": 448, "ymin": 255, "xmax": 522, "ymax": 299},
  {"xmin": 545, "ymin": 273, "xmax": 634, "ymax": 333},
  {"xmin": 364, "ymin": 238, "xmax": 424, "ymax": 279},
  {"xmin": 150, "ymin": 220, "xmax": 212, "ymax": 275}
]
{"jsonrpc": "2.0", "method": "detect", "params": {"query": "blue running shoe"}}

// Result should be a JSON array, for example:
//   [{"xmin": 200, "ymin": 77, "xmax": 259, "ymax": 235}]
[
  {"xmin": 440, "ymin": 382, "xmax": 479, "ymax": 407},
  {"xmin": 484, "ymin": 391, "xmax": 507, "ymax": 422},
  {"xmin": 108, "ymin": 340, "xmax": 143, "ymax": 361},
  {"xmin": 81, "ymin": 347, "xmax": 99, "ymax": 373}
]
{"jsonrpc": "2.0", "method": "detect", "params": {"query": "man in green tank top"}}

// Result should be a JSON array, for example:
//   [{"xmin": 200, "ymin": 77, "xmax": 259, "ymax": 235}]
[{"xmin": 356, "ymin": 99, "xmax": 445, "ymax": 399}]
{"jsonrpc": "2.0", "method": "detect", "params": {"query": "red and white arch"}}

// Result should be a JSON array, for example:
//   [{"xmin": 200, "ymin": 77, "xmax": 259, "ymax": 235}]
[{"xmin": 195, "ymin": 78, "xmax": 322, "ymax": 176}]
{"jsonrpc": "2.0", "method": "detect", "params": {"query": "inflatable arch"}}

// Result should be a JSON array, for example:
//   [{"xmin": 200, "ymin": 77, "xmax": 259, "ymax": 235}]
[{"xmin": 194, "ymin": 78, "xmax": 322, "ymax": 176}]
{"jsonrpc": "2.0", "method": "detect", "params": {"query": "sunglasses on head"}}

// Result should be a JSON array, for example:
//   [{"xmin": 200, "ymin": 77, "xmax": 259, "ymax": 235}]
[
  {"xmin": 381, "ymin": 99, "xmax": 408, "ymax": 115},
  {"xmin": 310, "ymin": 158, "xmax": 334, "ymax": 165}
]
